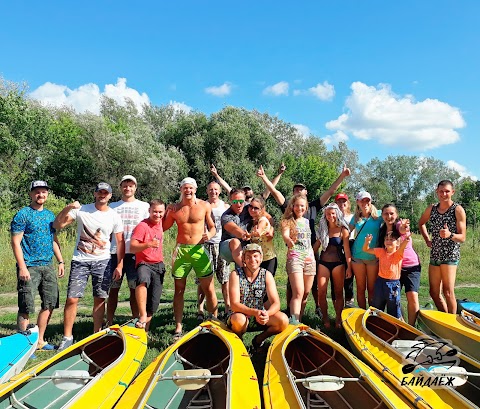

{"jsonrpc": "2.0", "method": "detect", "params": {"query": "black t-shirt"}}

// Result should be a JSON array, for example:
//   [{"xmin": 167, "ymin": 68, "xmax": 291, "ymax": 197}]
[{"xmin": 279, "ymin": 197, "xmax": 323, "ymax": 244}]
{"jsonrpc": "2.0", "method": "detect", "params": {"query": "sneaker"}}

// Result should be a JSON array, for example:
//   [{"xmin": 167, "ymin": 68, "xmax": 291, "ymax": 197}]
[
  {"xmin": 315, "ymin": 307, "xmax": 323, "ymax": 320},
  {"xmin": 37, "ymin": 341, "xmax": 56, "ymax": 351},
  {"xmin": 57, "ymin": 336, "xmax": 74, "ymax": 352},
  {"xmin": 345, "ymin": 300, "xmax": 355, "ymax": 308},
  {"xmin": 250, "ymin": 335, "xmax": 266, "ymax": 354},
  {"xmin": 289, "ymin": 316, "xmax": 300, "ymax": 325}
]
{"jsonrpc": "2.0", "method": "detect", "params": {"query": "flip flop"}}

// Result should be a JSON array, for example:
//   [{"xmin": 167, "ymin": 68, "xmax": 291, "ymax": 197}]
[
  {"xmin": 172, "ymin": 331, "xmax": 184, "ymax": 342},
  {"xmin": 135, "ymin": 321, "xmax": 147, "ymax": 329},
  {"xmin": 37, "ymin": 341, "xmax": 56, "ymax": 351}
]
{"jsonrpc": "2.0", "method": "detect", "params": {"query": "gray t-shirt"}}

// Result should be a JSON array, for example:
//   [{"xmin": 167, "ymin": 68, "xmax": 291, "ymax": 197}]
[{"xmin": 220, "ymin": 206, "xmax": 252, "ymax": 242}]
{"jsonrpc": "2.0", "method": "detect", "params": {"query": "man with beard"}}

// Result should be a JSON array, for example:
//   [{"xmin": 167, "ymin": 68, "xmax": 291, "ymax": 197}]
[
  {"xmin": 11, "ymin": 181, "xmax": 65, "ymax": 351},
  {"xmin": 162, "ymin": 178, "xmax": 218, "ymax": 341},
  {"xmin": 54, "ymin": 182, "xmax": 124, "ymax": 350}
]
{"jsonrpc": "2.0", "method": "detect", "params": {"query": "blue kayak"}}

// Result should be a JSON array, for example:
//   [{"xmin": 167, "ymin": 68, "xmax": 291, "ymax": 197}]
[
  {"xmin": 0, "ymin": 325, "xmax": 39, "ymax": 383},
  {"xmin": 457, "ymin": 299, "xmax": 480, "ymax": 317}
]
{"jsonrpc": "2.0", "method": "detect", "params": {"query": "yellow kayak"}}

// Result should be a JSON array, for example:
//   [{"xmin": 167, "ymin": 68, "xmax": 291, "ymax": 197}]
[
  {"xmin": 263, "ymin": 323, "xmax": 413, "ymax": 409},
  {"xmin": 115, "ymin": 319, "xmax": 261, "ymax": 409},
  {"xmin": 342, "ymin": 307, "xmax": 480, "ymax": 409},
  {"xmin": 0, "ymin": 323, "xmax": 147, "ymax": 409},
  {"xmin": 418, "ymin": 309, "xmax": 480, "ymax": 361}
]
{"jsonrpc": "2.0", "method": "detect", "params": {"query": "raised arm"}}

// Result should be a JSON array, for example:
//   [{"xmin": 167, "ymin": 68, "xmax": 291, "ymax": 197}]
[
  {"xmin": 210, "ymin": 164, "xmax": 232, "ymax": 194},
  {"xmin": 398, "ymin": 233, "xmax": 411, "ymax": 256},
  {"xmin": 257, "ymin": 165, "xmax": 286, "ymax": 206},
  {"xmin": 418, "ymin": 205, "xmax": 433, "ymax": 248},
  {"xmin": 319, "ymin": 164, "xmax": 350, "ymax": 206},
  {"xmin": 53, "ymin": 201, "xmax": 80, "ymax": 230},
  {"xmin": 162, "ymin": 204, "xmax": 176, "ymax": 231},
  {"xmin": 262, "ymin": 162, "xmax": 286, "ymax": 200},
  {"xmin": 362, "ymin": 234, "xmax": 376, "ymax": 255}
]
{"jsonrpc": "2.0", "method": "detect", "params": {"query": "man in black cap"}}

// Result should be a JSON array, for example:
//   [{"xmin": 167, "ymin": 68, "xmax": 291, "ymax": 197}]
[
  {"xmin": 11, "ymin": 181, "xmax": 65, "ymax": 351},
  {"xmin": 54, "ymin": 182, "xmax": 124, "ymax": 350}
]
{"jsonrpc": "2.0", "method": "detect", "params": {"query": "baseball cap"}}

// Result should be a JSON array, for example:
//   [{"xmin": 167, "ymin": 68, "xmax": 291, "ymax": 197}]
[
  {"xmin": 120, "ymin": 175, "xmax": 137, "ymax": 185},
  {"xmin": 243, "ymin": 243, "xmax": 263, "ymax": 255},
  {"xmin": 242, "ymin": 185, "xmax": 253, "ymax": 191},
  {"xmin": 95, "ymin": 182, "xmax": 112, "ymax": 193},
  {"xmin": 293, "ymin": 183, "xmax": 307, "ymax": 191},
  {"xmin": 30, "ymin": 180, "xmax": 50, "ymax": 191},
  {"xmin": 356, "ymin": 191, "xmax": 372, "ymax": 201},
  {"xmin": 335, "ymin": 193, "xmax": 349, "ymax": 201},
  {"xmin": 180, "ymin": 177, "xmax": 198, "ymax": 188}
]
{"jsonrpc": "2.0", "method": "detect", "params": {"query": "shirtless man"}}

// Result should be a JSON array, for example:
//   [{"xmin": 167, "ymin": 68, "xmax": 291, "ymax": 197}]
[{"xmin": 163, "ymin": 177, "xmax": 218, "ymax": 340}]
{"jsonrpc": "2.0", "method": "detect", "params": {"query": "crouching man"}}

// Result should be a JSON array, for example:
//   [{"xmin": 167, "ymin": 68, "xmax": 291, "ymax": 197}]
[{"xmin": 228, "ymin": 243, "xmax": 288, "ymax": 352}]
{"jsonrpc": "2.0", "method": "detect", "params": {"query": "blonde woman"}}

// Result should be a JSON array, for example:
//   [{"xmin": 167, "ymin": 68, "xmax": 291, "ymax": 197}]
[
  {"xmin": 281, "ymin": 194, "xmax": 316, "ymax": 323},
  {"xmin": 349, "ymin": 191, "xmax": 382, "ymax": 309}
]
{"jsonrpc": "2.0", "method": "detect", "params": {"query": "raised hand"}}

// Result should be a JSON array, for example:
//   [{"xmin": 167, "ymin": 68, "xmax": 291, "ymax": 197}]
[{"xmin": 439, "ymin": 223, "xmax": 450, "ymax": 239}]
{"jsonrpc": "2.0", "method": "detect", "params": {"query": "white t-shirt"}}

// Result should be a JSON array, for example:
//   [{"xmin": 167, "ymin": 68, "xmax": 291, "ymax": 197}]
[
  {"xmin": 69, "ymin": 203, "xmax": 123, "ymax": 261},
  {"xmin": 110, "ymin": 199, "xmax": 150, "ymax": 253},
  {"xmin": 206, "ymin": 200, "xmax": 228, "ymax": 245}
]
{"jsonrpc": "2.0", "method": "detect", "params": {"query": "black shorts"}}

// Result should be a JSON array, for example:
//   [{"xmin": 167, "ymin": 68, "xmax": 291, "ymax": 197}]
[
  {"xmin": 137, "ymin": 262, "xmax": 165, "ymax": 314},
  {"xmin": 261, "ymin": 257, "xmax": 278, "ymax": 277},
  {"xmin": 400, "ymin": 264, "xmax": 421, "ymax": 293}
]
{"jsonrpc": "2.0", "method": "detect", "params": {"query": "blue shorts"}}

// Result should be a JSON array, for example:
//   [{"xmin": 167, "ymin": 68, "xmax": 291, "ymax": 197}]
[
  {"xmin": 373, "ymin": 277, "xmax": 402, "ymax": 319},
  {"xmin": 67, "ymin": 259, "xmax": 111, "ymax": 299},
  {"xmin": 400, "ymin": 264, "xmax": 421, "ymax": 293}
]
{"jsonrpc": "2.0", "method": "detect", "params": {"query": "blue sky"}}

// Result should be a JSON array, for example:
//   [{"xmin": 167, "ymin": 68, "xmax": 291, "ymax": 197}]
[{"xmin": 1, "ymin": 1, "xmax": 479, "ymax": 179}]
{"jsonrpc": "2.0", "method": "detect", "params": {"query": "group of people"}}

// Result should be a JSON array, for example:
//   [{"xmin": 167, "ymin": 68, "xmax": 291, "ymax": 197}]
[{"xmin": 10, "ymin": 164, "xmax": 466, "ymax": 352}]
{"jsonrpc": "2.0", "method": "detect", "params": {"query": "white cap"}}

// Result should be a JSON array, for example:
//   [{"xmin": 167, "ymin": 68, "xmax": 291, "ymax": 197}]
[
  {"xmin": 180, "ymin": 177, "xmax": 198, "ymax": 188},
  {"xmin": 121, "ymin": 175, "xmax": 137, "ymax": 185},
  {"xmin": 356, "ymin": 191, "xmax": 372, "ymax": 201}
]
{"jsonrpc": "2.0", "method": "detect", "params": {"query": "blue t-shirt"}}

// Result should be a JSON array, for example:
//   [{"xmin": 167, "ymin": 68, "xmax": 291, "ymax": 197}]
[
  {"xmin": 350, "ymin": 210, "xmax": 383, "ymax": 261},
  {"xmin": 10, "ymin": 207, "xmax": 56, "ymax": 266}
]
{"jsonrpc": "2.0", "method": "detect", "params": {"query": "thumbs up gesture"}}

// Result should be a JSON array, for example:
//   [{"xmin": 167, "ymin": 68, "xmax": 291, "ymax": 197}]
[{"xmin": 439, "ymin": 223, "xmax": 450, "ymax": 239}]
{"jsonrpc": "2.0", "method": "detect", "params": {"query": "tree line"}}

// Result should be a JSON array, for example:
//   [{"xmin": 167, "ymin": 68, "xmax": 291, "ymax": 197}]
[{"xmin": 1, "ymin": 77, "xmax": 479, "ymax": 229}]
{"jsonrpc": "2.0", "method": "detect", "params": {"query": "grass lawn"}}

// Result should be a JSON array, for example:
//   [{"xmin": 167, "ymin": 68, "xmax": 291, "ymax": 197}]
[{"xmin": 0, "ymin": 227, "xmax": 479, "ymax": 382}]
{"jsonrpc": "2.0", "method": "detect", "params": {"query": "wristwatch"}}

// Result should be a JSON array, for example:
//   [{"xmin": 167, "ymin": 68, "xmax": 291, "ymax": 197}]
[{"xmin": 449, "ymin": 232, "xmax": 454, "ymax": 240}]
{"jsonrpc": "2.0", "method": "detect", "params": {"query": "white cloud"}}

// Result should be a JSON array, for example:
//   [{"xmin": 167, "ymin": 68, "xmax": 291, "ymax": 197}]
[
  {"xmin": 263, "ymin": 81, "xmax": 289, "ymax": 96},
  {"xmin": 204, "ymin": 82, "xmax": 232, "ymax": 97},
  {"xmin": 169, "ymin": 100, "xmax": 193, "ymax": 114},
  {"xmin": 326, "ymin": 81, "xmax": 466, "ymax": 150},
  {"xmin": 447, "ymin": 160, "xmax": 477, "ymax": 181},
  {"xmin": 29, "ymin": 78, "xmax": 150, "ymax": 114},
  {"xmin": 293, "ymin": 81, "xmax": 335, "ymax": 101},
  {"xmin": 323, "ymin": 130, "xmax": 349, "ymax": 146},
  {"xmin": 293, "ymin": 124, "xmax": 311, "ymax": 138}
]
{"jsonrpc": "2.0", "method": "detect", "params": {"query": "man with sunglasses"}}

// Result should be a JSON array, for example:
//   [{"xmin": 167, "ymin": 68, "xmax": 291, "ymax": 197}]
[{"xmin": 220, "ymin": 189, "xmax": 253, "ymax": 267}]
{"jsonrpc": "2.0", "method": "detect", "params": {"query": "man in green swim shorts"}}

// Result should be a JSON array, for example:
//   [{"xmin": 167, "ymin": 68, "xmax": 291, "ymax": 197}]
[{"xmin": 163, "ymin": 177, "xmax": 218, "ymax": 340}]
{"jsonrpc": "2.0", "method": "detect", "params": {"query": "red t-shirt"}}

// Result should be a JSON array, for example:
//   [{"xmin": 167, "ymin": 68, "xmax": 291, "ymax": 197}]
[{"xmin": 131, "ymin": 218, "xmax": 164, "ymax": 266}]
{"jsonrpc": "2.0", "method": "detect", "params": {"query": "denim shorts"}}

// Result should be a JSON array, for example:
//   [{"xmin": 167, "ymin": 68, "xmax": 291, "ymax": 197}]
[{"xmin": 429, "ymin": 259, "xmax": 459, "ymax": 266}]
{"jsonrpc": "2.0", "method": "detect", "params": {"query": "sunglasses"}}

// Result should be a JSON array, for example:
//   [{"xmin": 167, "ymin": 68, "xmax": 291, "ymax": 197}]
[
  {"xmin": 231, "ymin": 199, "xmax": 245, "ymax": 205},
  {"xmin": 249, "ymin": 206, "xmax": 261, "ymax": 211}
]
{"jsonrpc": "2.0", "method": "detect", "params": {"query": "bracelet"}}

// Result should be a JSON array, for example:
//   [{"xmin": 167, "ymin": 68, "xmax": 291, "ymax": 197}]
[{"xmin": 58, "ymin": 261, "xmax": 65, "ymax": 265}]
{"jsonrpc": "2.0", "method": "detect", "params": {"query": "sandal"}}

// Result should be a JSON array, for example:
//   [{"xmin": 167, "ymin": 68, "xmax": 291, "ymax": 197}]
[
  {"xmin": 172, "ymin": 331, "xmax": 184, "ymax": 342},
  {"xmin": 135, "ymin": 321, "xmax": 147, "ymax": 329}
]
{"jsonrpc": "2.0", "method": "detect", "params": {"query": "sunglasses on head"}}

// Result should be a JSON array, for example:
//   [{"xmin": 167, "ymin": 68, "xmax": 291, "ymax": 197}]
[{"xmin": 232, "ymin": 199, "xmax": 245, "ymax": 205}]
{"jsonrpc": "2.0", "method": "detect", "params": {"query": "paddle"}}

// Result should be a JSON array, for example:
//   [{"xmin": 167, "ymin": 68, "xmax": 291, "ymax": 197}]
[
  {"xmin": 157, "ymin": 369, "xmax": 224, "ymax": 390},
  {"xmin": 425, "ymin": 366, "xmax": 480, "ymax": 387},
  {"xmin": 402, "ymin": 348, "xmax": 458, "ymax": 374},
  {"xmin": 294, "ymin": 375, "xmax": 362, "ymax": 392},
  {"xmin": 31, "ymin": 370, "xmax": 93, "ymax": 390}
]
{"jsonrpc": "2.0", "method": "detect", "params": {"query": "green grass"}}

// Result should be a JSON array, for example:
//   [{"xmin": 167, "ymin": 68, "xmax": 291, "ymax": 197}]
[{"xmin": 0, "ymin": 226, "xmax": 479, "ymax": 377}]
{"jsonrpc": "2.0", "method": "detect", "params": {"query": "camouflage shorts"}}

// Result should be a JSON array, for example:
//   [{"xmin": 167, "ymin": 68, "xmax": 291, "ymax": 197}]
[
  {"xmin": 195, "ymin": 242, "xmax": 231, "ymax": 286},
  {"xmin": 17, "ymin": 265, "xmax": 59, "ymax": 314},
  {"xmin": 67, "ymin": 259, "xmax": 112, "ymax": 299}
]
